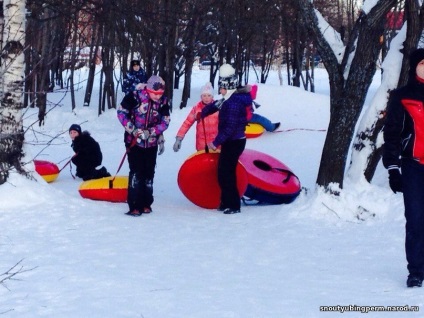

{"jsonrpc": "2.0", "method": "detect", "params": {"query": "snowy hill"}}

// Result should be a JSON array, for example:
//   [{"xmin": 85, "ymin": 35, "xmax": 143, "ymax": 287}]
[{"xmin": 0, "ymin": 67, "xmax": 421, "ymax": 317}]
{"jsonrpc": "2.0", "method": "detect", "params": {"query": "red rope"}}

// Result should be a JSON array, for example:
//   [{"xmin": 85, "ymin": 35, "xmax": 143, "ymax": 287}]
[
  {"xmin": 275, "ymin": 128, "xmax": 326, "ymax": 133},
  {"xmin": 109, "ymin": 138, "xmax": 137, "ymax": 188}
]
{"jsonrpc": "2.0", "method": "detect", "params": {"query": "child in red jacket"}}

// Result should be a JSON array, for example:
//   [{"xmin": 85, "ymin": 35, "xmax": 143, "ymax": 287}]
[{"xmin": 173, "ymin": 82, "xmax": 219, "ymax": 152}]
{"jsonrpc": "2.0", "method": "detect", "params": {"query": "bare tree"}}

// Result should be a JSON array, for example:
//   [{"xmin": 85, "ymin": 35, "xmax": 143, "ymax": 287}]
[
  {"xmin": 350, "ymin": 0, "xmax": 424, "ymax": 182},
  {"xmin": 296, "ymin": 0, "xmax": 397, "ymax": 191}
]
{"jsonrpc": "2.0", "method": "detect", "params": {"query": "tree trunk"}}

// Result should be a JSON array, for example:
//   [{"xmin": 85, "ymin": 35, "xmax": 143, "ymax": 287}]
[
  {"xmin": 69, "ymin": 12, "xmax": 78, "ymax": 111},
  {"xmin": 0, "ymin": 0, "xmax": 27, "ymax": 185},
  {"xmin": 350, "ymin": 0, "xmax": 424, "ymax": 183},
  {"xmin": 36, "ymin": 6, "xmax": 54, "ymax": 126},
  {"xmin": 397, "ymin": 0, "xmax": 423, "ymax": 88},
  {"xmin": 297, "ymin": 0, "xmax": 397, "ymax": 191},
  {"xmin": 179, "ymin": 5, "xmax": 200, "ymax": 109},
  {"xmin": 84, "ymin": 26, "xmax": 100, "ymax": 107}
]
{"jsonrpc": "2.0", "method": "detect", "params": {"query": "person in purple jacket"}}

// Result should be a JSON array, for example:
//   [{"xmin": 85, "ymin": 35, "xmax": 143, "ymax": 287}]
[
  {"xmin": 200, "ymin": 64, "xmax": 251, "ymax": 214},
  {"xmin": 117, "ymin": 75, "xmax": 170, "ymax": 217}
]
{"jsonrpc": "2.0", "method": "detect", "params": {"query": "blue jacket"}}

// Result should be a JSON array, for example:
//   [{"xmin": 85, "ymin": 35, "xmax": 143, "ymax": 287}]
[
  {"xmin": 122, "ymin": 69, "xmax": 147, "ymax": 94},
  {"xmin": 202, "ymin": 92, "xmax": 250, "ymax": 147}
]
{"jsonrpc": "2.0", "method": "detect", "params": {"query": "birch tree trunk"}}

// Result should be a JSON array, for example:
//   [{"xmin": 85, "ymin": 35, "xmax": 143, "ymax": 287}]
[{"xmin": 0, "ymin": 0, "xmax": 27, "ymax": 185}]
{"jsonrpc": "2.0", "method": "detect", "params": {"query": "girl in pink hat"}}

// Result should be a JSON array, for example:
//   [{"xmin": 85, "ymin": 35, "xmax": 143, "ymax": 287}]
[{"xmin": 173, "ymin": 82, "xmax": 219, "ymax": 152}]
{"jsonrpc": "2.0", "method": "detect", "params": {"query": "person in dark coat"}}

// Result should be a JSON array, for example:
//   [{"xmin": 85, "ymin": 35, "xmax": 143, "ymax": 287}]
[
  {"xmin": 383, "ymin": 48, "xmax": 424, "ymax": 288},
  {"xmin": 69, "ymin": 124, "xmax": 110, "ymax": 181},
  {"xmin": 200, "ymin": 64, "xmax": 251, "ymax": 214},
  {"xmin": 122, "ymin": 60, "xmax": 147, "ymax": 94}
]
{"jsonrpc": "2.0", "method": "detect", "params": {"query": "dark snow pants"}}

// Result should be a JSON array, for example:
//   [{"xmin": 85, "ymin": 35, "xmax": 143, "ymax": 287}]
[
  {"xmin": 217, "ymin": 138, "xmax": 246, "ymax": 211},
  {"xmin": 402, "ymin": 158, "xmax": 424, "ymax": 278},
  {"xmin": 127, "ymin": 145, "xmax": 158, "ymax": 211}
]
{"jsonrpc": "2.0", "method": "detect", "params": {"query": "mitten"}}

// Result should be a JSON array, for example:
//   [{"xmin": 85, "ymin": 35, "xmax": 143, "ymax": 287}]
[
  {"xmin": 173, "ymin": 137, "xmax": 182, "ymax": 152},
  {"xmin": 142, "ymin": 130, "xmax": 150, "ymax": 140},
  {"xmin": 132, "ymin": 129, "xmax": 150, "ymax": 140},
  {"xmin": 388, "ymin": 168, "xmax": 403, "ymax": 193},
  {"xmin": 132, "ymin": 128, "xmax": 143, "ymax": 138},
  {"xmin": 213, "ymin": 98, "xmax": 225, "ymax": 109},
  {"xmin": 207, "ymin": 142, "xmax": 217, "ymax": 151},
  {"xmin": 158, "ymin": 135, "xmax": 165, "ymax": 155},
  {"xmin": 135, "ymin": 83, "xmax": 146, "ymax": 90}
]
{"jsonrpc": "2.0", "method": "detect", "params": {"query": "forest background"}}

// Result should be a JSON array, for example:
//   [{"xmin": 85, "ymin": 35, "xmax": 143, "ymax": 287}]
[{"xmin": 0, "ymin": 0, "xmax": 423, "ymax": 194}]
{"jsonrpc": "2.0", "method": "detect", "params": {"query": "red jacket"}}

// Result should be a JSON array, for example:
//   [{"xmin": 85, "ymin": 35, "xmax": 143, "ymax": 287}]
[{"xmin": 176, "ymin": 100, "xmax": 219, "ymax": 151}]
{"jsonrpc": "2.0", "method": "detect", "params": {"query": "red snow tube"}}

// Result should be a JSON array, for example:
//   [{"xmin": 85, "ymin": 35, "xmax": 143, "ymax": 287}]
[
  {"xmin": 177, "ymin": 151, "xmax": 249, "ymax": 209},
  {"xmin": 239, "ymin": 149, "xmax": 301, "ymax": 204},
  {"xmin": 79, "ymin": 176, "xmax": 128, "ymax": 202},
  {"xmin": 34, "ymin": 160, "xmax": 59, "ymax": 183}
]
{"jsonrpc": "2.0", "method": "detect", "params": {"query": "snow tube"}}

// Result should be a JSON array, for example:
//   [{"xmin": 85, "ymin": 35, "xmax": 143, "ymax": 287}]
[
  {"xmin": 245, "ymin": 123, "xmax": 265, "ymax": 138},
  {"xmin": 34, "ymin": 160, "xmax": 59, "ymax": 183},
  {"xmin": 239, "ymin": 149, "xmax": 301, "ymax": 204},
  {"xmin": 177, "ymin": 151, "xmax": 249, "ymax": 209},
  {"xmin": 79, "ymin": 176, "xmax": 128, "ymax": 202}
]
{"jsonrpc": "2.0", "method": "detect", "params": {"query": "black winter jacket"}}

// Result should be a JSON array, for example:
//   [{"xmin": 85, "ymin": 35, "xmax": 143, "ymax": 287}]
[
  {"xmin": 71, "ymin": 131, "xmax": 103, "ymax": 177},
  {"xmin": 383, "ymin": 78, "xmax": 424, "ymax": 169}
]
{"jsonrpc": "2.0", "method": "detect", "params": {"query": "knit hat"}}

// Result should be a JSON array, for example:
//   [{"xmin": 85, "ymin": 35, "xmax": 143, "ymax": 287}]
[
  {"xmin": 69, "ymin": 124, "xmax": 81, "ymax": 134},
  {"xmin": 200, "ymin": 82, "xmax": 213, "ymax": 96},
  {"xmin": 218, "ymin": 64, "xmax": 238, "ymax": 90},
  {"xmin": 146, "ymin": 75, "xmax": 165, "ymax": 93},
  {"xmin": 409, "ymin": 48, "xmax": 424, "ymax": 81},
  {"xmin": 130, "ymin": 60, "xmax": 141, "ymax": 67}
]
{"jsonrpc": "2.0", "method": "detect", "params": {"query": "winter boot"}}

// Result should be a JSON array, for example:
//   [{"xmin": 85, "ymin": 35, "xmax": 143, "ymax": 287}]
[
  {"xmin": 223, "ymin": 208, "xmax": 241, "ymax": 214},
  {"xmin": 143, "ymin": 206, "xmax": 152, "ymax": 214},
  {"xmin": 407, "ymin": 275, "xmax": 423, "ymax": 288}
]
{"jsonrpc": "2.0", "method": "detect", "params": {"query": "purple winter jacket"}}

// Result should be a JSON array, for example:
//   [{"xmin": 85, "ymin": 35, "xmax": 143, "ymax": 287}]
[
  {"xmin": 117, "ymin": 90, "xmax": 170, "ymax": 148},
  {"xmin": 202, "ymin": 92, "xmax": 251, "ymax": 147}
]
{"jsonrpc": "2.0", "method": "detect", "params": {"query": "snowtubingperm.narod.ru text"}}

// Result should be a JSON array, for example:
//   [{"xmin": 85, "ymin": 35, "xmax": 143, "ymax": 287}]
[{"xmin": 319, "ymin": 304, "xmax": 419, "ymax": 314}]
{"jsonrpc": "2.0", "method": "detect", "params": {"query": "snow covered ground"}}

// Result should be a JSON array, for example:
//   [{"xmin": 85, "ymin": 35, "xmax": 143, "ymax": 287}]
[{"xmin": 1, "ymin": 66, "xmax": 422, "ymax": 317}]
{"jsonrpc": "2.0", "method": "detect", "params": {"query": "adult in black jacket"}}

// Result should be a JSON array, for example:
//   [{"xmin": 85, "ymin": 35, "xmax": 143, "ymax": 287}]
[
  {"xmin": 383, "ymin": 48, "xmax": 424, "ymax": 288},
  {"xmin": 69, "ymin": 124, "xmax": 110, "ymax": 181}
]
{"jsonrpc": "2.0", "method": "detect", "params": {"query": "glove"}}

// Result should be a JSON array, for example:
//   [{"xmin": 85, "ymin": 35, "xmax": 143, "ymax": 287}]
[
  {"xmin": 207, "ymin": 142, "xmax": 217, "ymax": 151},
  {"xmin": 135, "ymin": 83, "xmax": 146, "ymax": 90},
  {"xmin": 213, "ymin": 98, "xmax": 225, "ymax": 109},
  {"xmin": 158, "ymin": 135, "xmax": 165, "ymax": 155},
  {"xmin": 173, "ymin": 137, "xmax": 182, "ymax": 152},
  {"xmin": 132, "ymin": 129, "xmax": 150, "ymax": 140},
  {"xmin": 388, "ymin": 169, "xmax": 403, "ymax": 193}
]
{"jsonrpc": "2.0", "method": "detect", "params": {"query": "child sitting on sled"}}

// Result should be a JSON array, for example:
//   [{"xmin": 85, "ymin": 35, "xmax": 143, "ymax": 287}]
[
  {"xmin": 238, "ymin": 84, "xmax": 280, "ymax": 132},
  {"xmin": 69, "ymin": 124, "xmax": 111, "ymax": 181}
]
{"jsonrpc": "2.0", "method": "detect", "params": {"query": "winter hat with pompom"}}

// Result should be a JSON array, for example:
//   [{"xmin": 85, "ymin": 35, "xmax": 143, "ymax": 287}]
[
  {"xmin": 218, "ymin": 64, "xmax": 238, "ymax": 90},
  {"xmin": 146, "ymin": 75, "xmax": 165, "ymax": 93},
  {"xmin": 200, "ymin": 82, "xmax": 214, "ymax": 96},
  {"xmin": 409, "ymin": 48, "xmax": 424, "ymax": 82}
]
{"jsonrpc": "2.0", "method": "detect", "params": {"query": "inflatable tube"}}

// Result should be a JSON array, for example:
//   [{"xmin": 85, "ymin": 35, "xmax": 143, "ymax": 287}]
[
  {"xmin": 34, "ymin": 160, "xmax": 59, "ymax": 183},
  {"xmin": 239, "ymin": 149, "xmax": 301, "ymax": 204},
  {"xmin": 177, "ymin": 151, "xmax": 248, "ymax": 209},
  {"xmin": 79, "ymin": 176, "xmax": 128, "ymax": 203},
  {"xmin": 245, "ymin": 123, "xmax": 265, "ymax": 138}
]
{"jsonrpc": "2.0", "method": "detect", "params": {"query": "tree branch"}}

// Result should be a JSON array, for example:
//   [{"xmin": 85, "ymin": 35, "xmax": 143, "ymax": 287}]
[{"xmin": 0, "ymin": 259, "xmax": 38, "ymax": 291}]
